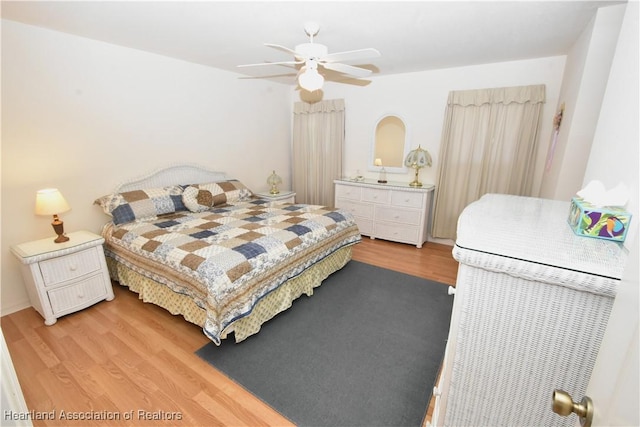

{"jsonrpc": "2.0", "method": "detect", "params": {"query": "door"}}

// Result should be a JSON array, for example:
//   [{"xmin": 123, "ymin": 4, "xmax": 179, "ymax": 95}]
[{"xmin": 580, "ymin": 239, "xmax": 638, "ymax": 426}]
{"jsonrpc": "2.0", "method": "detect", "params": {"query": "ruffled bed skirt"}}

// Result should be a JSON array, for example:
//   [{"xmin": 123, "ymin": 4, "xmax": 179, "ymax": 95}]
[{"xmin": 106, "ymin": 245, "xmax": 353, "ymax": 343}]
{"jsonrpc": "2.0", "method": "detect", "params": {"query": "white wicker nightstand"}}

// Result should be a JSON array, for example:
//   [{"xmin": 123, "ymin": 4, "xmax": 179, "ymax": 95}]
[
  {"xmin": 255, "ymin": 191, "xmax": 296, "ymax": 205},
  {"xmin": 11, "ymin": 230, "xmax": 115, "ymax": 325}
]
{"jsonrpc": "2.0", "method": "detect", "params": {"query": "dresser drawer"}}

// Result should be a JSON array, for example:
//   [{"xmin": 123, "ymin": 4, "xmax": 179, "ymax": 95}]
[
  {"xmin": 391, "ymin": 191, "xmax": 425, "ymax": 209},
  {"xmin": 336, "ymin": 199, "xmax": 374, "ymax": 219},
  {"xmin": 374, "ymin": 223, "xmax": 419, "ymax": 243},
  {"xmin": 362, "ymin": 187, "xmax": 391, "ymax": 204},
  {"xmin": 335, "ymin": 184, "xmax": 362, "ymax": 201},
  {"xmin": 47, "ymin": 274, "xmax": 109, "ymax": 314},
  {"xmin": 375, "ymin": 206, "xmax": 422, "ymax": 225},
  {"xmin": 39, "ymin": 247, "xmax": 102, "ymax": 287},
  {"xmin": 355, "ymin": 218, "xmax": 373, "ymax": 236}
]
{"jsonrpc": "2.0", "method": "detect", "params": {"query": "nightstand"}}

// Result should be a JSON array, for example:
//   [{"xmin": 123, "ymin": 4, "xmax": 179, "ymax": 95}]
[
  {"xmin": 11, "ymin": 230, "xmax": 114, "ymax": 325},
  {"xmin": 255, "ymin": 191, "xmax": 296, "ymax": 205}
]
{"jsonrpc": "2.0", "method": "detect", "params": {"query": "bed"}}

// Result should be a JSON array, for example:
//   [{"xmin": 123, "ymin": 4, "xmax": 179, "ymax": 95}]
[{"xmin": 95, "ymin": 164, "xmax": 361, "ymax": 345}]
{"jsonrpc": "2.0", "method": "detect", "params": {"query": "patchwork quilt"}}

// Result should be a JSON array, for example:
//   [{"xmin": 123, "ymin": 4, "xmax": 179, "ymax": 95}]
[{"xmin": 102, "ymin": 198, "xmax": 361, "ymax": 344}]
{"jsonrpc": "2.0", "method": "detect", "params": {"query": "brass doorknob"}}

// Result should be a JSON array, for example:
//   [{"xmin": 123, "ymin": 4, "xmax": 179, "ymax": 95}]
[{"xmin": 552, "ymin": 389, "xmax": 593, "ymax": 427}]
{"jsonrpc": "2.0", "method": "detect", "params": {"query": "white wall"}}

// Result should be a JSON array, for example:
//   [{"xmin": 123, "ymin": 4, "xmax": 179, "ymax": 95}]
[
  {"xmin": 1, "ymin": 20, "xmax": 293, "ymax": 314},
  {"xmin": 317, "ymin": 56, "xmax": 566, "ymax": 195},
  {"xmin": 582, "ymin": 3, "xmax": 638, "ymax": 423},
  {"xmin": 583, "ymin": 3, "xmax": 638, "ymax": 251},
  {"xmin": 539, "ymin": 4, "xmax": 625, "ymax": 200}
]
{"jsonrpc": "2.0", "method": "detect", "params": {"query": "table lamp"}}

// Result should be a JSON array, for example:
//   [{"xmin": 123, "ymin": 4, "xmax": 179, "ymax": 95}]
[
  {"xmin": 35, "ymin": 188, "xmax": 71, "ymax": 243},
  {"xmin": 267, "ymin": 170, "xmax": 283, "ymax": 195},
  {"xmin": 404, "ymin": 145, "xmax": 432, "ymax": 187},
  {"xmin": 374, "ymin": 158, "xmax": 387, "ymax": 183}
]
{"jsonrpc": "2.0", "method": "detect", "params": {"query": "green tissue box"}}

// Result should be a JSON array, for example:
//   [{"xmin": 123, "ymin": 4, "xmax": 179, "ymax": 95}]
[{"xmin": 568, "ymin": 197, "xmax": 632, "ymax": 242}]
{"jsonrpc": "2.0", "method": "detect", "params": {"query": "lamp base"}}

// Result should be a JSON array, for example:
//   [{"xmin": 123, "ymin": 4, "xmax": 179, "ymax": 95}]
[
  {"xmin": 52, "ymin": 216, "xmax": 69, "ymax": 244},
  {"xmin": 54, "ymin": 234, "xmax": 70, "ymax": 243},
  {"xmin": 409, "ymin": 166, "xmax": 423, "ymax": 187}
]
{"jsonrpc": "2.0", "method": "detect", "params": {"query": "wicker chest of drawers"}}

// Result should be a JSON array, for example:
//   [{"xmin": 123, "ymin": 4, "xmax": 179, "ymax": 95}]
[
  {"xmin": 334, "ymin": 179, "xmax": 434, "ymax": 248},
  {"xmin": 433, "ymin": 194, "xmax": 627, "ymax": 426},
  {"xmin": 11, "ymin": 230, "xmax": 114, "ymax": 325}
]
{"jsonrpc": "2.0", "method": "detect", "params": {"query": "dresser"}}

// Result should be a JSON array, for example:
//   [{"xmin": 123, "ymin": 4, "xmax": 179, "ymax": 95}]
[
  {"xmin": 11, "ymin": 230, "xmax": 115, "ymax": 325},
  {"xmin": 433, "ymin": 194, "xmax": 628, "ymax": 427},
  {"xmin": 334, "ymin": 179, "xmax": 434, "ymax": 248}
]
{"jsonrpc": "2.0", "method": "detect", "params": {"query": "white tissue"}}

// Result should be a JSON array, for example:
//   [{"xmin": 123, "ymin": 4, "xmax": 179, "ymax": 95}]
[{"xmin": 576, "ymin": 180, "xmax": 630, "ymax": 207}]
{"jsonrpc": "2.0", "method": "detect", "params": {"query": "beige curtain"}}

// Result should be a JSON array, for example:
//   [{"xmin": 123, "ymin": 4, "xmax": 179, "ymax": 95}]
[
  {"xmin": 432, "ymin": 85, "xmax": 545, "ymax": 240},
  {"xmin": 292, "ymin": 99, "xmax": 345, "ymax": 207}
]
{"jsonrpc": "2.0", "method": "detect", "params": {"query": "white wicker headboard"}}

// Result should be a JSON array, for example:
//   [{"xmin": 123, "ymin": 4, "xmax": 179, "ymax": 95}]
[{"xmin": 115, "ymin": 163, "xmax": 229, "ymax": 192}]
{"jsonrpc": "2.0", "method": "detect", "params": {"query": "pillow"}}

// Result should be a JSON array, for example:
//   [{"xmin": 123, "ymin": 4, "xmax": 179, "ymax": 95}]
[
  {"xmin": 94, "ymin": 185, "xmax": 186, "ymax": 225},
  {"xmin": 182, "ymin": 180, "xmax": 253, "ymax": 212}
]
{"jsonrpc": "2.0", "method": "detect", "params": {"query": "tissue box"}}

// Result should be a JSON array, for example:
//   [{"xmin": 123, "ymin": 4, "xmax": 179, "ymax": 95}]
[{"xmin": 568, "ymin": 197, "xmax": 632, "ymax": 242}]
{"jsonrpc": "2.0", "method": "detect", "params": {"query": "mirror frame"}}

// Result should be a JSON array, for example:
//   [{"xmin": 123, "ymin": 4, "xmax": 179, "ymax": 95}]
[{"xmin": 369, "ymin": 113, "xmax": 410, "ymax": 174}]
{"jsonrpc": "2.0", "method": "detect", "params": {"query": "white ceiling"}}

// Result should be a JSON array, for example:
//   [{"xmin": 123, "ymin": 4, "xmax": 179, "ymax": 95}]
[{"xmin": 1, "ymin": 1, "xmax": 625, "ymax": 86}]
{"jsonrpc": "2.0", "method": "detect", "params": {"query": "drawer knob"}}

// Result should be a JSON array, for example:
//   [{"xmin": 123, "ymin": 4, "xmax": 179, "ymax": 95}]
[{"xmin": 69, "ymin": 264, "xmax": 78, "ymax": 271}]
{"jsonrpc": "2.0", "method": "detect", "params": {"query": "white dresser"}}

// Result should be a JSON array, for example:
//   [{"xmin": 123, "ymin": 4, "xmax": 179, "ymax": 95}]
[
  {"xmin": 334, "ymin": 179, "xmax": 434, "ymax": 248},
  {"xmin": 433, "ymin": 194, "xmax": 628, "ymax": 427}
]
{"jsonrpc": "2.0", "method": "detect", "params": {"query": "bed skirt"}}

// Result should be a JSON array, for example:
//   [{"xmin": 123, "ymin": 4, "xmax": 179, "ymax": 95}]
[{"xmin": 106, "ymin": 245, "xmax": 353, "ymax": 343}]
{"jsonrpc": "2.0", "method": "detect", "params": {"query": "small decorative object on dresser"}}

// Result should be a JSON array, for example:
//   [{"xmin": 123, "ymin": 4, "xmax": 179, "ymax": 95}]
[
  {"xmin": 374, "ymin": 158, "xmax": 387, "ymax": 183},
  {"xmin": 11, "ymin": 230, "xmax": 114, "ymax": 325},
  {"xmin": 255, "ymin": 190, "xmax": 296, "ymax": 206},
  {"xmin": 35, "ymin": 188, "xmax": 71, "ymax": 243},
  {"xmin": 267, "ymin": 170, "xmax": 283, "ymax": 195},
  {"xmin": 404, "ymin": 145, "xmax": 432, "ymax": 187},
  {"xmin": 334, "ymin": 178, "xmax": 434, "ymax": 248}
]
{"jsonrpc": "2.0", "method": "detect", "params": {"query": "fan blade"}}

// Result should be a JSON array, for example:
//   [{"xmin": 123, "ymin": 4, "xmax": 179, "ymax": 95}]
[
  {"xmin": 238, "ymin": 60, "xmax": 303, "ymax": 68},
  {"xmin": 264, "ymin": 43, "xmax": 299, "ymax": 56},
  {"xmin": 322, "ymin": 48, "xmax": 381, "ymax": 63},
  {"xmin": 320, "ymin": 62, "xmax": 373, "ymax": 78}
]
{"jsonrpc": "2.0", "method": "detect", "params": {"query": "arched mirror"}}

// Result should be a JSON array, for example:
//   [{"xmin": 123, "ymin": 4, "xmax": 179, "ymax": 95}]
[{"xmin": 369, "ymin": 114, "xmax": 409, "ymax": 174}]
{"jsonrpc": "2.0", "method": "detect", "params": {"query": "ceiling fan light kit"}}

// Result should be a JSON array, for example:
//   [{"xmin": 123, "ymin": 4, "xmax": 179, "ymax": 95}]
[
  {"xmin": 298, "ymin": 66, "xmax": 324, "ymax": 91},
  {"xmin": 238, "ymin": 22, "xmax": 380, "ymax": 92}
]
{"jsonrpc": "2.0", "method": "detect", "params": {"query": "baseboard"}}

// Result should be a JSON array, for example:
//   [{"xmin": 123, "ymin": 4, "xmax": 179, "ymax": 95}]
[{"xmin": 1, "ymin": 300, "xmax": 31, "ymax": 318}]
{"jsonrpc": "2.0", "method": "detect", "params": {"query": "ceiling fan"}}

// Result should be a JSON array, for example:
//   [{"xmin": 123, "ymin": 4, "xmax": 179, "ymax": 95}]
[{"xmin": 238, "ymin": 22, "xmax": 381, "ymax": 91}]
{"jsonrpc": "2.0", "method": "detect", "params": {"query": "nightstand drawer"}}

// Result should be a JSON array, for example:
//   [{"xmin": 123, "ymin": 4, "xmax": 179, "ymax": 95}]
[
  {"xmin": 47, "ymin": 274, "xmax": 109, "ymax": 314},
  {"xmin": 39, "ymin": 247, "xmax": 102, "ymax": 286}
]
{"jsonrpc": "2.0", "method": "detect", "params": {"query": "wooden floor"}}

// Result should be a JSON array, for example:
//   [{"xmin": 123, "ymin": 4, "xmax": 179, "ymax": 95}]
[{"xmin": 2, "ymin": 237, "xmax": 458, "ymax": 427}]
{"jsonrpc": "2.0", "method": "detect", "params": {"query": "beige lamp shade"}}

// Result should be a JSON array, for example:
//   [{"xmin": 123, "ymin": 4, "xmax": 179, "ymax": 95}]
[
  {"xmin": 35, "ymin": 188, "xmax": 70, "ymax": 216},
  {"xmin": 404, "ymin": 145, "xmax": 432, "ymax": 169}
]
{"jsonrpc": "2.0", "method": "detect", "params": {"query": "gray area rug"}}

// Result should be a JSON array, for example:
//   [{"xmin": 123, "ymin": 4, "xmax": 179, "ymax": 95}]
[{"xmin": 196, "ymin": 260, "xmax": 453, "ymax": 427}]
